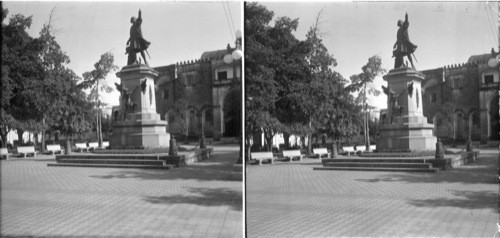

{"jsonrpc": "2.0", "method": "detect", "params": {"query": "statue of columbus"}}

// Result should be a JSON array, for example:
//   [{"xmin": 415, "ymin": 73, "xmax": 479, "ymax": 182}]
[
  {"xmin": 393, "ymin": 12, "xmax": 417, "ymax": 69},
  {"xmin": 126, "ymin": 9, "xmax": 151, "ymax": 66}
]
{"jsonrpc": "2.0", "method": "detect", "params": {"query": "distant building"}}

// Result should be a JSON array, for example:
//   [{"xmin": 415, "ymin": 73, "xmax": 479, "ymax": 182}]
[
  {"xmin": 153, "ymin": 48, "xmax": 241, "ymax": 141},
  {"xmin": 421, "ymin": 49, "xmax": 499, "ymax": 143}
]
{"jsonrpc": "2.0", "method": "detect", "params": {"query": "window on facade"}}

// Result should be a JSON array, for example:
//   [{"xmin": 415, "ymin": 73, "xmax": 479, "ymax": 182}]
[
  {"xmin": 484, "ymin": 75, "xmax": 494, "ymax": 84},
  {"xmin": 455, "ymin": 78, "xmax": 464, "ymax": 89},
  {"xmin": 430, "ymin": 93, "xmax": 437, "ymax": 103},
  {"xmin": 217, "ymin": 71, "xmax": 227, "ymax": 80},
  {"xmin": 162, "ymin": 89, "xmax": 169, "ymax": 99},
  {"xmin": 472, "ymin": 113, "xmax": 479, "ymax": 126},
  {"xmin": 185, "ymin": 75, "xmax": 196, "ymax": 86}
]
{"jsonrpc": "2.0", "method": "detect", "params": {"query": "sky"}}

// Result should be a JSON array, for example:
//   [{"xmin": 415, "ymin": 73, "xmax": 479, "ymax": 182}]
[
  {"xmin": 260, "ymin": 1, "xmax": 499, "ymax": 111},
  {"xmin": 4, "ymin": 1, "xmax": 242, "ymax": 110}
]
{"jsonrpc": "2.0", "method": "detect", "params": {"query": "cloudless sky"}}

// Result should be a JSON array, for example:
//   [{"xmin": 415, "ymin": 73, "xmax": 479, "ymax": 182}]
[
  {"xmin": 260, "ymin": 1, "xmax": 498, "ymax": 111},
  {"xmin": 4, "ymin": 1, "xmax": 242, "ymax": 109}
]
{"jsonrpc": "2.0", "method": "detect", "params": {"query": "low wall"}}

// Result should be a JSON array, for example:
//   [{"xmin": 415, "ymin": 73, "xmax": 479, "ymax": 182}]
[
  {"xmin": 161, "ymin": 148, "xmax": 213, "ymax": 167},
  {"xmin": 432, "ymin": 151, "xmax": 480, "ymax": 170}
]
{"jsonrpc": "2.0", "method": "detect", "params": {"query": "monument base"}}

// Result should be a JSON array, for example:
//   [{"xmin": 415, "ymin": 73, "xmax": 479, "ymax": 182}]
[
  {"xmin": 377, "ymin": 116, "xmax": 437, "ymax": 152},
  {"xmin": 110, "ymin": 64, "xmax": 170, "ymax": 149},
  {"xmin": 110, "ymin": 112, "xmax": 170, "ymax": 149},
  {"xmin": 378, "ymin": 67, "xmax": 437, "ymax": 152}
]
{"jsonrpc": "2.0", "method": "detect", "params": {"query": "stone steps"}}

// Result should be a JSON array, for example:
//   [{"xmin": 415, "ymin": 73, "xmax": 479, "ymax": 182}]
[
  {"xmin": 316, "ymin": 157, "xmax": 439, "ymax": 172},
  {"xmin": 56, "ymin": 158, "xmax": 166, "ymax": 166},
  {"xmin": 47, "ymin": 163, "xmax": 172, "ymax": 169},
  {"xmin": 323, "ymin": 162, "xmax": 434, "ymax": 169},
  {"xmin": 56, "ymin": 154, "xmax": 167, "ymax": 160},
  {"xmin": 49, "ymin": 154, "xmax": 174, "ymax": 169},
  {"xmin": 313, "ymin": 166, "xmax": 439, "ymax": 172}
]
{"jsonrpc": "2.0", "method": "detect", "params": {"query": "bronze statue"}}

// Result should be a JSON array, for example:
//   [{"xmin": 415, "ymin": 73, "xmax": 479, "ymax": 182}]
[
  {"xmin": 115, "ymin": 83, "xmax": 139, "ymax": 120},
  {"xmin": 393, "ymin": 12, "xmax": 417, "ymax": 69},
  {"xmin": 126, "ymin": 9, "xmax": 151, "ymax": 66},
  {"xmin": 382, "ymin": 85, "xmax": 406, "ymax": 124}
]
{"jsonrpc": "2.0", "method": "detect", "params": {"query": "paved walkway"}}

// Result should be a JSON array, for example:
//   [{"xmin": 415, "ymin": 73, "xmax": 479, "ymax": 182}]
[
  {"xmin": 1, "ymin": 145, "xmax": 242, "ymax": 237},
  {"xmin": 246, "ymin": 149, "xmax": 499, "ymax": 237}
]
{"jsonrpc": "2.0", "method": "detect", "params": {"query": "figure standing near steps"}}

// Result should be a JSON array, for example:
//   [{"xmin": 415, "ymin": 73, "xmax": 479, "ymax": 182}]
[
  {"xmin": 393, "ymin": 12, "xmax": 417, "ymax": 69},
  {"xmin": 127, "ymin": 9, "xmax": 151, "ymax": 66}
]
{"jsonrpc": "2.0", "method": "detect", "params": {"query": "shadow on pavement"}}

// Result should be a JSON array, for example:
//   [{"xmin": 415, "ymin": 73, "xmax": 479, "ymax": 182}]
[
  {"xmin": 143, "ymin": 187, "xmax": 242, "ymax": 211},
  {"xmin": 355, "ymin": 153, "xmax": 498, "ymax": 185},
  {"xmin": 409, "ymin": 190, "xmax": 498, "ymax": 211},
  {"xmin": 89, "ymin": 150, "xmax": 239, "ymax": 181}
]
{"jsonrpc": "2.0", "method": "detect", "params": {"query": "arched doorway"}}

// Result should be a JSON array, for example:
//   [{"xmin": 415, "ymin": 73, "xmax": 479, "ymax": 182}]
[
  {"xmin": 203, "ymin": 108, "xmax": 214, "ymax": 137},
  {"xmin": 188, "ymin": 109, "xmax": 197, "ymax": 137},
  {"xmin": 489, "ymin": 94, "xmax": 499, "ymax": 140},
  {"xmin": 455, "ymin": 112, "xmax": 465, "ymax": 140},
  {"xmin": 222, "ymin": 90, "xmax": 241, "ymax": 137}
]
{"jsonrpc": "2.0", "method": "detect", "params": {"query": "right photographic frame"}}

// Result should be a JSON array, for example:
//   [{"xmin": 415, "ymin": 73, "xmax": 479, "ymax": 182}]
[{"xmin": 244, "ymin": 2, "xmax": 500, "ymax": 237}]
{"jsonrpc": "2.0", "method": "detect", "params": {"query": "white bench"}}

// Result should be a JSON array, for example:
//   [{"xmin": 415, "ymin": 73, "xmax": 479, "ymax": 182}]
[
  {"xmin": 0, "ymin": 148, "xmax": 11, "ymax": 159},
  {"xmin": 46, "ymin": 144, "xmax": 64, "ymax": 155},
  {"xmin": 251, "ymin": 152, "xmax": 276, "ymax": 165},
  {"xmin": 16, "ymin": 146, "xmax": 38, "ymax": 157},
  {"xmin": 75, "ymin": 143, "xmax": 90, "ymax": 152},
  {"xmin": 313, "ymin": 148, "xmax": 330, "ymax": 158},
  {"xmin": 103, "ymin": 141, "xmax": 109, "ymax": 148},
  {"xmin": 282, "ymin": 150, "xmax": 304, "ymax": 162},
  {"xmin": 342, "ymin": 146, "xmax": 356, "ymax": 155},
  {"xmin": 356, "ymin": 145, "xmax": 366, "ymax": 154},
  {"xmin": 88, "ymin": 142, "xmax": 99, "ymax": 150},
  {"xmin": 370, "ymin": 145, "xmax": 376, "ymax": 151}
]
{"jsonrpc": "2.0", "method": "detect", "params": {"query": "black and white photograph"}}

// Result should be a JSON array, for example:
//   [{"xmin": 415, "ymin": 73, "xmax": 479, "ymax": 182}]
[
  {"xmin": 1, "ymin": 1, "xmax": 242, "ymax": 237},
  {"xmin": 245, "ymin": 2, "xmax": 499, "ymax": 237}
]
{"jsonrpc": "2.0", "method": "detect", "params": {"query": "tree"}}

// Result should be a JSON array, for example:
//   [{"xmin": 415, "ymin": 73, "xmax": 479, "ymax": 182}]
[
  {"xmin": 173, "ymin": 99, "xmax": 189, "ymax": 143},
  {"xmin": 81, "ymin": 52, "xmax": 119, "ymax": 148},
  {"xmin": 437, "ymin": 102, "xmax": 457, "ymax": 143},
  {"xmin": 1, "ymin": 8, "xmax": 45, "ymax": 147},
  {"xmin": 348, "ymin": 55, "xmax": 386, "ymax": 152},
  {"xmin": 245, "ymin": 3, "xmax": 281, "ymax": 155}
]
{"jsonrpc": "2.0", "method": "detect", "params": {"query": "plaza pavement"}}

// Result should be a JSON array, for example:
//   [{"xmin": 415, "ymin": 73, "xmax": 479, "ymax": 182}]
[
  {"xmin": 1, "ymin": 145, "xmax": 243, "ymax": 237},
  {"xmin": 246, "ymin": 148, "xmax": 499, "ymax": 237}
]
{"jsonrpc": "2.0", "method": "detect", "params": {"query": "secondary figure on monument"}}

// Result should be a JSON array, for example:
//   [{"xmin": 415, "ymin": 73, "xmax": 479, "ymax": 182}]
[
  {"xmin": 126, "ymin": 9, "xmax": 151, "ymax": 66},
  {"xmin": 382, "ymin": 85, "xmax": 406, "ymax": 124},
  {"xmin": 393, "ymin": 12, "xmax": 417, "ymax": 69}
]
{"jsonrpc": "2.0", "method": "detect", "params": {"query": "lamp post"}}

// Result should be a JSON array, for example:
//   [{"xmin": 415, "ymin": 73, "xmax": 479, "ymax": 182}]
[{"xmin": 224, "ymin": 30, "xmax": 243, "ymax": 163}]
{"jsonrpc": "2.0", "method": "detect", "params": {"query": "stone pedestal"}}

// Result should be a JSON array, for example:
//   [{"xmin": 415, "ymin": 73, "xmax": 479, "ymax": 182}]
[
  {"xmin": 110, "ymin": 64, "xmax": 170, "ymax": 149},
  {"xmin": 377, "ymin": 67, "xmax": 437, "ymax": 152}
]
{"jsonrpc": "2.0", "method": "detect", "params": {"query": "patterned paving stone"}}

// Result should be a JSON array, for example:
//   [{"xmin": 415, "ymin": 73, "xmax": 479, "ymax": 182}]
[
  {"xmin": 1, "ymin": 145, "xmax": 243, "ymax": 237},
  {"xmin": 246, "ymin": 149, "xmax": 499, "ymax": 237}
]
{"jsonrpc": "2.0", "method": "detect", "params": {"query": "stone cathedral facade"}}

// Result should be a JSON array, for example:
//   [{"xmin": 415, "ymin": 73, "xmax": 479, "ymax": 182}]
[
  {"xmin": 421, "ymin": 50, "xmax": 499, "ymax": 144},
  {"xmin": 153, "ymin": 48, "xmax": 241, "ymax": 141}
]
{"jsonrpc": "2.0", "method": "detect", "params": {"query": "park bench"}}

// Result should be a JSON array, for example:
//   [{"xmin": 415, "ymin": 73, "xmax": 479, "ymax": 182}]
[
  {"xmin": 103, "ymin": 141, "xmax": 109, "ymax": 148},
  {"xmin": 88, "ymin": 142, "xmax": 99, "ymax": 150},
  {"xmin": 370, "ymin": 145, "xmax": 376, "ymax": 151},
  {"xmin": 75, "ymin": 143, "xmax": 90, "ymax": 152},
  {"xmin": 0, "ymin": 148, "xmax": 11, "ymax": 159},
  {"xmin": 342, "ymin": 146, "xmax": 356, "ymax": 155},
  {"xmin": 251, "ymin": 152, "xmax": 276, "ymax": 165},
  {"xmin": 282, "ymin": 150, "xmax": 304, "ymax": 162},
  {"xmin": 46, "ymin": 144, "xmax": 64, "ymax": 155},
  {"xmin": 356, "ymin": 145, "xmax": 367, "ymax": 154},
  {"xmin": 313, "ymin": 148, "xmax": 330, "ymax": 158},
  {"xmin": 16, "ymin": 146, "xmax": 38, "ymax": 158}
]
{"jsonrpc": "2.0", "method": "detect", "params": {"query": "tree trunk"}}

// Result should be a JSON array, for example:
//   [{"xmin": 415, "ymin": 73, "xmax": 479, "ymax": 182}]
[
  {"xmin": 16, "ymin": 128, "xmax": 25, "ymax": 144},
  {"xmin": 65, "ymin": 138, "xmax": 71, "ymax": 155},
  {"xmin": 363, "ymin": 83, "xmax": 370, "ymax": 152},
  {"xmin": 365, "ymin": 111, "xmax": 370, "ymax": 152},
  {"xmin": 41, "ymin": 117, "xmax": 46, "ymax": 152},
  {"xmin": 283, "ymin": 132, "xmax": 290, "ymax": 149},
  {"xmin": 331, "ymin": 140, "xmax": 338, "ymax": 158},
  {"xmin": 307, "ymin": 120, "xmax": 313, "ymax": 155},
  {"xmin": 0, "ymin": 131, "xmax": 7, "ymax": 148}
]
